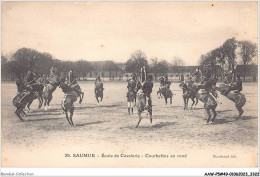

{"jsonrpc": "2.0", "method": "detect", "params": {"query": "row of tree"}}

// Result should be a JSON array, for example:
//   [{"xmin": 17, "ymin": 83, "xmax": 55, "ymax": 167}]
[
  {"xmin": 2, "ymin": 48, "xmax": 186, "ymax": 81},
  {"xmin": 2, "ymin": 37, "xmax": 257, "ymax": 81},
  {"xmin": 199, "ymin": 37, "xmax": 257, "ymax": 80},
  {"xmin": 1, "ymin": 48, "xmax": 121, "ymax": 80}
]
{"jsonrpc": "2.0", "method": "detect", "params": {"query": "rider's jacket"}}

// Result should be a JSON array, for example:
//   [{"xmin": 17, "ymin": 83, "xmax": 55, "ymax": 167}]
[
  {"xmin": 60, "ymin": 82, "xmax": 73, "ymax": 93},
  {"xmin": 204, "ymin": 77, "xmax": 216, "ymax": 91},
  {"xmin": 68, "ymin": 71, "xmax": 77, "ymax": 85},
  {"xmin": 143, "ymin": 80, "xmax": 153, "ymax": 95},
  {"xmin": 25, "ymin": 70, "xmax": 37, "ymax": 84},
  {"xmin": 233, "ymin": 79, "xmax": 242, "ymax": 92},
  {"xmin": 127, "ymin": 79, "xmax": 136, "ymax": 90}
]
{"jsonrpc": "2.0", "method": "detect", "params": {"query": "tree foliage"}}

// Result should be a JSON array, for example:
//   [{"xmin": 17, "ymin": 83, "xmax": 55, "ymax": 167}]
[{"xmin": 125, "ymin": 50, "xmax": 149, "ymax": 73}]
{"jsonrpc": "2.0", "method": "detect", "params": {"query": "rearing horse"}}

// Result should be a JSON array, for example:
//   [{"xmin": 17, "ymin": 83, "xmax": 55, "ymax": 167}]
[
  {"xmin": 157, "ymin": 77, "xmax": 173, "ymax": 106},
  {"xmin": 216, "ymin": 83, "xmax": 246, "ymax": 118},
  {"xmin": 42, "ymin": 75, "xmax": 60, "ymax": 110}
]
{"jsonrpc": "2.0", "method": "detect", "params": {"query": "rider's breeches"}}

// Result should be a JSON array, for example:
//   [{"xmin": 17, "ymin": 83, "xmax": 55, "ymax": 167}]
[
  {"xmin": 128, "ymin": 102, "xmax": 133, "ymax": 108},
  {"xmin": 127, "ymin": 102, "xmax": 133, "ymax": 114}
]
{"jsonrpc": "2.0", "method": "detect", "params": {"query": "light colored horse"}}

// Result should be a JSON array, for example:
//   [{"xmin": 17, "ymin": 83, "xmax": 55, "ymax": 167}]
[
  {"xmin": 135, "ymin": 88, "xmax": 152, "ymax": 128},
  {"xmin": 42, "ymin": 76, "xmax": 60, "ymax": 110},
  {"xmin": 196, "ymin": 89, "xmax": 218, "ymax": 124},
  {"xmin": 216, "ymin": 83, "xmax": 246, "ymax": 118}
]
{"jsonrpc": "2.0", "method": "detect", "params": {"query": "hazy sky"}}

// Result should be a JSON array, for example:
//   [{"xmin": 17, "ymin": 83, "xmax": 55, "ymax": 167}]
[{"xmin": 2, "ymin": 1, "xmax": 258, "ymax": 65}]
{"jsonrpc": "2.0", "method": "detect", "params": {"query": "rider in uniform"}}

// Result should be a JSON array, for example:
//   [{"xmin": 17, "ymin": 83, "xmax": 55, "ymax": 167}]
[
  {"xmin": 95, "ymin": 74, "xmax": 104, "ymax": 94},
  {"xmin": 16, "ymin": 75, "xmax": 24, "ymax": 93},
  {"xmin": 182, "ymin": 81, "xmax": 189, "ymax": 95},
  {"xmin": 202, "ymin": 68, "xmax": 218, "ymax": 102},
  {"xmin": 127, "ymin": 74, "xmax": 137, "ymax": 91},
  {"xmin": 142, "ymin": 75, "xmax": 153, "ymax": 111},
  {"xmin": 164, "ymin": 74, "xmax": 171, "ymax": 91},
  {"xmin": 224, "ymin": 74, "xmax": 242, "ymax": 96},
  {"xmin": 68, "ymin": 70, "xmax": 77, "ymax": 85},
  {"xmin": 68, "ymin": 69, "xmax": 82, "ymax": 96}
]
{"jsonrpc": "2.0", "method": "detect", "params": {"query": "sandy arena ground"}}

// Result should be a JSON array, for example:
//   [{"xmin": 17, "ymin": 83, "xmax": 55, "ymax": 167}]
[{"xmin": 1, "ymin": 81, "xmax": 258, "ymax": 167}]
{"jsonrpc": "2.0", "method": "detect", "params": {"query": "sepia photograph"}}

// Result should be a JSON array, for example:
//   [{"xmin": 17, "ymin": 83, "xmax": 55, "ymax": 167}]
[{"xmin": 1, "ymin": 1, "xmax": 258, "ymax": 173}]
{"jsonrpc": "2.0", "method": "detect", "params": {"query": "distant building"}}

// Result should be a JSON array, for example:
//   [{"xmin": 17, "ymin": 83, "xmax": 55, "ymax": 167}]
[{"xmin": 235, "ymin": 65, "xmax": 258, "ymax": 81}]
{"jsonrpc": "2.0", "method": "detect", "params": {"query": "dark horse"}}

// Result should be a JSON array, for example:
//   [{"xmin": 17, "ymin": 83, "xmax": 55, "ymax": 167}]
[
  {"xmin": 69, "ymin": 84, "xmax": 84, "ymax": 104},
  {"xmin": 13, "ymin": 89, "xmax": 34, "ymax": 121},
  {"xmin": 216, "ymin": 83, "xmax": 246, "ymax": 118},
  {"xmin": 157, "ymin": 88, "xmax": 173, "ymax": 106},
  {"xmin": 180, "ymin": 81, "xmax": 218, "ymax": 124},
  {"xmin": 13, "ymin": 83, "xmax": 43, "ymax": 121},
  {"xmin": 60, "ymin": 81, "xmax": 79, "ymax": 126},
  {"xmin": 95, "ymin": 82, "xmax": 104, "ymax": 106},
  {"xmin": 157, "ymin": 77, "xmax": 173, "ymax": 106},
  {"xmin": 26, "ymin": 83, "xmax": 44, "ymax": 111}
]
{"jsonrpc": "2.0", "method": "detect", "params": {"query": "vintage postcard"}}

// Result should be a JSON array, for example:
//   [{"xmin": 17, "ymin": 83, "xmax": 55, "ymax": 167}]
[{"xmin": 1, "ymin": 1, "xmax": 258, "ymax": 172}]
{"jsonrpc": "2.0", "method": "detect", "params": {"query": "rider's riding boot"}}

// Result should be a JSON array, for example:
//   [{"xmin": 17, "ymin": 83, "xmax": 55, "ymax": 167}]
[{"xmin": 128, "ymin": 108, "xmax": 130, "ymax": 114}]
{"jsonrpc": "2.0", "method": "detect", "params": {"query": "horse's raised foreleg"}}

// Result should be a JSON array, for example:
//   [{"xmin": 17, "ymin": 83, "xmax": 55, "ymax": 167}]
[
  {"xmin": 69, "ymin": 106, "xmax": 75, "ymax": 127},
  {"xmin": 135, "ymin": 111, "xmax": 142, "ymax": 128}
]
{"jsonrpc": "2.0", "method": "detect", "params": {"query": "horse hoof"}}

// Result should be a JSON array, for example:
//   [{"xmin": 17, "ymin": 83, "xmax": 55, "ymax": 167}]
[
  {"xmin": 44, "ymin": 107, "xmax": 47, "ymax": 111},
  {"xmin": 210, "ymin": 121, "xmax": 214, "ymax": 124},
  {"xmin": 204, "ymin": 122, "xmax": 209, "ymax": 125}
]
